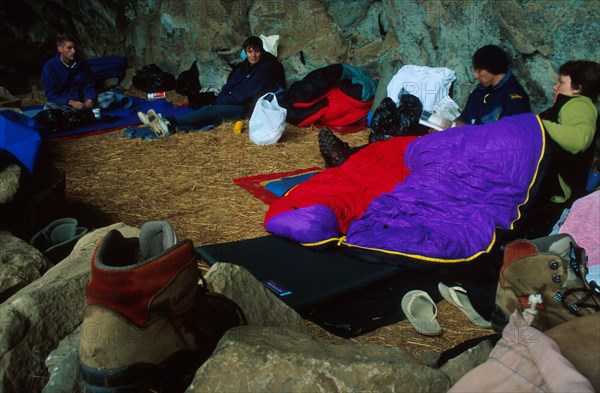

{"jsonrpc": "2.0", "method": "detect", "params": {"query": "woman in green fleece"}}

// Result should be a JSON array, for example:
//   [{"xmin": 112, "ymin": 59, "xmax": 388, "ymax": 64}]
[
  {"xmin": 518, "ymin": 60, "xmax": 599, "ymax": 238},
  {"xmin": 539, "ymin": 60, "xmax": 599, "ymax": 204}
]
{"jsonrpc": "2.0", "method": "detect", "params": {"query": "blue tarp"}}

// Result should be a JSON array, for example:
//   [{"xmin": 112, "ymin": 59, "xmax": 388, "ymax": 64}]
[
  {"xmin": 1, "ymin": 97, "xmax": 194, "ymax": 171},
  {"xmin": 23, "ymin": 97, "xmax": 193, "ymax": 139}
]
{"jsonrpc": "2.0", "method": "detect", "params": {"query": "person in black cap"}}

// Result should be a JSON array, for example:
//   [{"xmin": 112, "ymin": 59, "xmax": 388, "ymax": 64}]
[{"xmin": 457, "ymin": 45, "xmax": 531, "ymax": 126}]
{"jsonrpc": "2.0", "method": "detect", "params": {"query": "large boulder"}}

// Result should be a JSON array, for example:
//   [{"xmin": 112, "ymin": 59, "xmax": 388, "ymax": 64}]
[
  {"xmin": 187, "ymin": 325, "xmax": 452, "ymax": 393},
  {"xmin": 0, "ymin": 223, "xmax": 138, "ymax": 393},
  {"xmin": 0, "ymin": 230, "xmax": 51, "ymax": 303},
  {"xmin": 205, "ymin": 263, "xmax": 307, "ymax": 334}
]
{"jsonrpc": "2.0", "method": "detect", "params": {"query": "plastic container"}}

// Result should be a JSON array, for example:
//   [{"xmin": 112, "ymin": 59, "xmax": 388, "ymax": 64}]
[
  {"xmin": 147, "ymin": 92, "xmax": 166, "ymax": 100},
  {"xmin": 233, "ymin": 120, "xmax": 243, "ymax": 134},
  {"xmin": 92, "ymin": 108, "xmax": 101, "ymax": 119}
]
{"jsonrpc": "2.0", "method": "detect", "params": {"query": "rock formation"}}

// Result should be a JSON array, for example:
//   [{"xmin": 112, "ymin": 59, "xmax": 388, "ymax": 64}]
[{"xmin": 1, "ymin": 0, "xmax": 599, "ymax": 112}]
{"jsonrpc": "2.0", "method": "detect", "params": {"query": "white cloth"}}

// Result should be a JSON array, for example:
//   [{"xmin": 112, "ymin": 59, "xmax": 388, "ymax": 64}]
[
  {"xmin": 387, "ymin": 65, "xmax": 459, "ymax": 112},
  {"xmin": 260, "ymin": 34, "xmax": 280, "ymax": 57}
]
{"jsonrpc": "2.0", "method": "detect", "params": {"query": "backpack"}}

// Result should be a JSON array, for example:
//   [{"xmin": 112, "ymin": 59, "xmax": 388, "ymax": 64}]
[
  {"xmin": 34, "ymin": 107, "xmax": 95, "ymax": 133},
  {"xmin": 132, "ymin": 64, "xmax": 176, "ymax": 93},
  {"xmin": 175, "ymin": 61, "xmax": 201, "ymax": 96}
]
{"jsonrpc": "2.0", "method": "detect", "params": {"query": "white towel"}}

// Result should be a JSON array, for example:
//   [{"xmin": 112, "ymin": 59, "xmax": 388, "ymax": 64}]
[{"xmin": 387, "ymin": 65, "xmax": 459, "ymax": 113}]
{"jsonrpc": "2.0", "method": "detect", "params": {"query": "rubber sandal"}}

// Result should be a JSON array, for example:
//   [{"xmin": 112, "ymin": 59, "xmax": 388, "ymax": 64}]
[
  {"xmin": 318, "ymin": 128, "xmax": 352, "ymax": 168},
  {"xmin": 401, "ymin": 290, "xmax": 442, "ymax": 336},
  {"xmin": 30, "ymin": 218, "xmax": 88, "ymax": 264},
  {"xmin": 438, "ymin": 282, "xmax": 491, "ymax": 328}
]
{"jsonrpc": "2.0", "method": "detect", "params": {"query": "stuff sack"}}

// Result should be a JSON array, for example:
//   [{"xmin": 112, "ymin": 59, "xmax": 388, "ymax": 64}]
[
  {"xmin": 249, "ymin": 92, "xmax": 287, "ymax": 145},
  {"xmin": 132, "ymin": 64, "xmax": 176, "ymax": 93},
  {"xmin": 176, "ymin": 61, "xmax": 201, "ymax": 97},
  {"xmin": 369, "ymin": 92, "xmax": 424, "ymax": 142},
  {"xmin": 34, "ymin": 107, "xmax": 96, "ymax": 133}
]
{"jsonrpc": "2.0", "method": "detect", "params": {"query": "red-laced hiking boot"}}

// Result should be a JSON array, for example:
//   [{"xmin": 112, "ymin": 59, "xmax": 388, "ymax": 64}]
[
  {"xmin": 492, "ymin": 233, "xmax": 599, "ymax": 333},
  {"xmin": 78, "ymin": 221, "xmax": 246, "ymax": 393}
]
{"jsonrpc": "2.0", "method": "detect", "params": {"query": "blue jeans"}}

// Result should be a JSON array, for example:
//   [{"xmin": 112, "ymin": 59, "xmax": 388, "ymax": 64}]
[{"xmin": 173, "ymin": 105, "xmax": 244, "ymax": 131}]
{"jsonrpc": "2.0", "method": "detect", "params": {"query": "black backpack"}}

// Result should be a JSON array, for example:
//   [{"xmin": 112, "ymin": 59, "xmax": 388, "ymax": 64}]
[
  {"xmin": 132, "ymin": 64, "xmax": 176, "ymax": 93},
  {"xmin": 34, "ymin": 107, "xmax": 95, "ymax": 133},
  {"xmin": 175, "ymin": 61, "xmax": 201, "ymax": 96}
]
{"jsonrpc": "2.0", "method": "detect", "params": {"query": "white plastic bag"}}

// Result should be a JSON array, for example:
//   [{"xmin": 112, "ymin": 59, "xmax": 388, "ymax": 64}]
[{"xmin": 249, "ymin": 93, "xmax": 287, "ymax": 145}]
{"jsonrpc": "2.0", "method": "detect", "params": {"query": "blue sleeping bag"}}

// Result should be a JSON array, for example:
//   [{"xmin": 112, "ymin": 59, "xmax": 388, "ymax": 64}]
[{"xmin": 0, "ymin": 110, "xmax": 43, "ymax": 173}]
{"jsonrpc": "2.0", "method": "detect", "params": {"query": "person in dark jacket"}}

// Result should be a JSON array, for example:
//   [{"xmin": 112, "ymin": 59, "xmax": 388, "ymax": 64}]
[
  {"xmin": 41, "ymin": 35, "xmax": 97, "ymax": 110},
  {"xmin": 457, "ymin": 45, "xmax": 531, "ymax": 125},
  {"xmin": 139, "ymin": 36, "xmax": 285, "ymax": 136}
]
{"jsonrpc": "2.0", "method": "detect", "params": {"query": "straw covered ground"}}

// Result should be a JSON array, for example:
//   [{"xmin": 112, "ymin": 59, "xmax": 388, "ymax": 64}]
[{"xmin": 44, "ymin": 91, "xmax": 494, "ymax": 357}]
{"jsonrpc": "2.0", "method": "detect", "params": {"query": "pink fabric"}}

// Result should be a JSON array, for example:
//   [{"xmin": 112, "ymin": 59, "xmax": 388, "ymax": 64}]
[
  {"xmin": 449, "ymin": 311, "xmax": 593, "ymax": 393},
  {"xmin": 559, "ymin": 190, "xmax": 600, "ymax": 266}
]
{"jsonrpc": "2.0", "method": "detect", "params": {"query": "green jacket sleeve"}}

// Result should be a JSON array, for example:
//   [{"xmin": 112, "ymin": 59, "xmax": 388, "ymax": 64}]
[{"xmin": 542, "ymin": 97, "xmax": 597, "ymax": 154}]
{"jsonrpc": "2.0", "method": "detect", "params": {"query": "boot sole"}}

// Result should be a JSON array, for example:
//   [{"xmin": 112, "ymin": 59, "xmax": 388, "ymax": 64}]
[
  {"xmin": 318, "ymin": 128, "xmax": 350, "ymax": 168},
  {"xmin": 78, "ymin": 349, "xmax": 205, "ymax": 393}
]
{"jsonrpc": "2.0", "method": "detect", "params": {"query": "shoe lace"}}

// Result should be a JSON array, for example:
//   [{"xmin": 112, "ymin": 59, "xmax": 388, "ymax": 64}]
[{"xmin": 553, "ymin": 243, "xmax": 600, "ymax": 314}]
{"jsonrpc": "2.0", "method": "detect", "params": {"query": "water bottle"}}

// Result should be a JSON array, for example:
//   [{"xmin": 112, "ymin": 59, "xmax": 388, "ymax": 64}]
[{"xmin": 233, "ymin": 121, "xmax": 243, "ymax": 134}]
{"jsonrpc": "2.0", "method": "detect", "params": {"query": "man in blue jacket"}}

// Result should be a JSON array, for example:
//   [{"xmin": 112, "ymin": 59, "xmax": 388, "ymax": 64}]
[
  {"xmin": 41, "ymin": 35, "xmax": 97, "ymax": 110},
  {"xmin": 457, "ymin": 45, "xmax": 531, "ymax": 125}
]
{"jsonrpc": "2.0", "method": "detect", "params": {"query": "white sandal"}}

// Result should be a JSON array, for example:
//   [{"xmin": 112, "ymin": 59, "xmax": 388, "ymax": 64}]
[
  {"xmin": 401, "ymin": 290, "xmax": 442, "ymax": 336},
  {"xmin": 438, "ymin": 283, "xmax": 491, "ymax": 328}
]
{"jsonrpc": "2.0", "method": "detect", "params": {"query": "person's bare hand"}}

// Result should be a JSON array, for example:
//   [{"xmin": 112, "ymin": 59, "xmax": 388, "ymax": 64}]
[
  {"xmin": 84, "ymin": 99, "xmax": 94, "ymax": 108},
  {"xmin": 68, "ymin": 100, "xmax": 84, "ymax": 110}
]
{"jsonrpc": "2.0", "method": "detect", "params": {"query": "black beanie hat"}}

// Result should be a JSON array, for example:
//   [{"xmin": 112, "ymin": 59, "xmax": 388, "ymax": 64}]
[{"xmin": 472, "ymin": 45, "xmax": 510, "ymax": 75}]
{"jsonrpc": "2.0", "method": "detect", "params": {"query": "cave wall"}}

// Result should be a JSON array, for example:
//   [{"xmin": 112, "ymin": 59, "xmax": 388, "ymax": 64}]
[{"xmin": 2, "ymin": 0, "xmax": 599, "ymax": 112}]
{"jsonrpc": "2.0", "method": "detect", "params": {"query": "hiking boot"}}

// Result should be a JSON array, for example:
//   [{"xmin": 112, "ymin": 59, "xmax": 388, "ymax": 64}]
[
  {"xmin": 491, "ymin": 234, "xmax": 599, "ymax": 333},
  {"xmin": 318, "ymin": 128, "xmax": 353, "ymax": 168},
  {"xmin": 78, "ymin": 221, "xmax": 246, "ymax": 393}
]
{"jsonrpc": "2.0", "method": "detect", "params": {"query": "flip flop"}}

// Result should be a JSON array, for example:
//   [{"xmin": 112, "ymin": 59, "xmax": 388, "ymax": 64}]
[
  {"xmin": 401, "ymin": 290, "xmax": 442, "ymax": 336},
  {"xmin": 438, "ymin": 283, "xmax": 491, "ymax": 328}
]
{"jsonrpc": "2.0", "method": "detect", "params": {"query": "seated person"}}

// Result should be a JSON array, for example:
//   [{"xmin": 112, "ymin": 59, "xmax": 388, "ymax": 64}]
[
  {"xmin": 520, "ymin": 60, "xmax": 600, "ymax": 238},
  {"xmin": 139, "ymin": 36, "xmax": 285, "ymax": 136},
  {"xmin": 456, "ymin": 44, "xmax": 531, "ymax": 126},
  {"xmin": 319, "ymin": 45, "xmax": 532, "ymax": 167},
  {"xmin": 41, "ymin": 35, "xmax": 97, "ymax": 110}
]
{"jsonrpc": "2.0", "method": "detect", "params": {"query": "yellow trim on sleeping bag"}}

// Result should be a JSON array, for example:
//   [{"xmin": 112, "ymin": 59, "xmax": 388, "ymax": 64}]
[{"xmin": 303, "ymin": 116, "xmax": 547, "ymax": 264}]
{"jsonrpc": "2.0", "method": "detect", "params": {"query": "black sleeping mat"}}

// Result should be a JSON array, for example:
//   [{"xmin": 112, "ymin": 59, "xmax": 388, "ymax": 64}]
[{"xmin": 196, "ymin": 235, "xmax": 403, "ymax": 311}]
